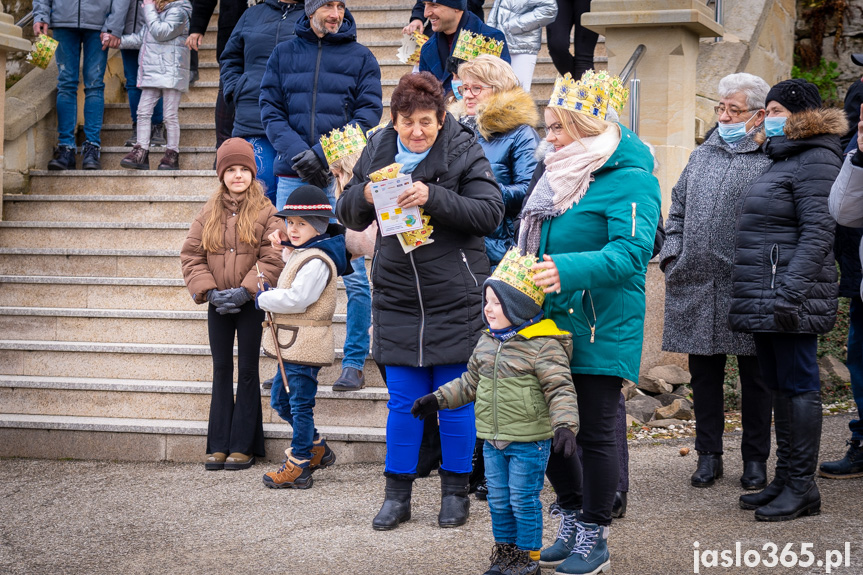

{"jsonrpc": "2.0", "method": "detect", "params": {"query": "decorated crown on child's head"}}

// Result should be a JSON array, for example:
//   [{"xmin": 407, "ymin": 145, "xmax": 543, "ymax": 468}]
[
  {"xmin": 548, "ymin": 70, "xmax": 629, "ymax": 119},
  {"xmin": 320, "ymin": 124, "xmax": 367, "ymax": 166},
  {"xmin": 451, "ymin": 29, "xmax": 504, "ymax": 62},
  {"xmin": 491, "ymin": 248, "xmax": 545, "ymax": 307}
]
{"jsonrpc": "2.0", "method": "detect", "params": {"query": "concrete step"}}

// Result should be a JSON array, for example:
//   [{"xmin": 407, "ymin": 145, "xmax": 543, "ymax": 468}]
[
  {"xmin": 3, "ymin": 194, "xmax": 205, "ymax": 223},
  {"xmin": 0, "ymin": 413, "xmax": 387, "ymax": 463},
  {"xmin": 0, "ymin": 375, "xmax": 388, "ymax": 427},
  {"xmin": 26, "ymin": 170, "xmax": 214, "ymax": 196},
  {"xmin": 0, "ymin": 306, "xmax": 354, "ymax": 346},
  {"xmin": 0, "ymin": 339, "xmax": 385, "ymax": 387},
  {"xmin": 0, "ymin": 276, "xmax": 355, "ymax": 314},
  {"xmin": 0, "ymin": 247, "xmax": 181, "ymax": 278},
  {"xmin": 0, "ymin": 221, "xmax": 189, "ymax": 250},
  {"xmin": 350, "ymin": 5, "xmax": 413, "ymax": 23},
  {"xmin": 181, "ymin": 82, "xmax": 219, "ymax": 103},
  {"xmin": 102, "ymin": 123, "xmax": 216, "ymax": 147},
  {"xmin": 104, "ymin": 102, "xmax": 217, "ymax": 125},
  {"xmin": 100, "ymin": 147, "xmax": 217, "ymax": 171}
]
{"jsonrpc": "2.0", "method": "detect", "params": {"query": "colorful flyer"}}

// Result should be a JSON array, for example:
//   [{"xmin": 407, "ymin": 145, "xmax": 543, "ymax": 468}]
[{"xmin": 370, "ymin": 175, "xmax": 423, "ymax": 236}]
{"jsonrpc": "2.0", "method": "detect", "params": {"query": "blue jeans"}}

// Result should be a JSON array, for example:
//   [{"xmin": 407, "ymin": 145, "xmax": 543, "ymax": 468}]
[
  {"xmin": 342, "ymin": 257, "xmax": 371, "ymax": 370},
  {"xmin": 384, "ymin": 364, "xmax": 476, "ymax": 474},
  {"xmin": 484, "ymin": 439, "xmax": 551, "ymax": 551},
  {"xmin": 752, "ymin": 333, "xmax": 820, "ymax": 395},
  {"xmin": 848, "ymin": 297, "xmax": 863, "ymax": 440},
  {"xmin": 246, "ymin": 136, "xmax": 277, "ymax": 206},
  {"xmin": 121, "ymin": 49, "xmax": 163, "ymax": 125},
  {"xmin": 276, "ymin": 176, "xmax": 306, "ymax": 212},
  {"xmin": 270, "ymin": 363, "xmax": 319, "ymax": 461},
  {"xmin": 53, "ymin": 28, "xmax": 109, "ymax": 147}
]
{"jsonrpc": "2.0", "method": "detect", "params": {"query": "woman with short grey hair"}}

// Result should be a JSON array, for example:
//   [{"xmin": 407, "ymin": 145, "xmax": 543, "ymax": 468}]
[{"xmin": 658, "ymin": 72, "xmax": 773, "ymax": 492}]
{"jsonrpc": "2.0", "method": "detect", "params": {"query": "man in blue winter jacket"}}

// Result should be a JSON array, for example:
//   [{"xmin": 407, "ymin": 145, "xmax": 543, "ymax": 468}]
[
  {"xmin": 34, "ymin": 0, "xmax": 131, "ymax": 170},
  {"xmin": 418, "ymin": 0, "xmax": 509, "ymax": 95},
  {"xmin": 259, "ymin": 0, "xmax": 382, "ymax": 211}
]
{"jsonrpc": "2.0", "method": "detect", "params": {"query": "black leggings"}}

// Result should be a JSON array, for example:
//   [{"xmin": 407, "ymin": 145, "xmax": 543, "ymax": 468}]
[
  {"xmin": 545, "ymin": 373, "xmax": 622, "ymax": 526},
  {"xmin": 206, "ymin": 300, "xmax": 266, "ymax": 457},
  {"xmin": 546, "ymin": 0, "xmax": 599, "ymax": 80}
]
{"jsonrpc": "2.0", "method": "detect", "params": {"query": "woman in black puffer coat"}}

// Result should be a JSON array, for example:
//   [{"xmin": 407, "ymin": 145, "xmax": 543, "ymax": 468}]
[{"xmin": 729, "ymin": 79, "xmax": 843, "ymax": 522}]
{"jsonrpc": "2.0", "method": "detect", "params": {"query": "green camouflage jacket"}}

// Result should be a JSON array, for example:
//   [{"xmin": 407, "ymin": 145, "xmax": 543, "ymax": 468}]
[{"xmin": 434, "ymin": 319, "xmax": 579, "ymax": 442}]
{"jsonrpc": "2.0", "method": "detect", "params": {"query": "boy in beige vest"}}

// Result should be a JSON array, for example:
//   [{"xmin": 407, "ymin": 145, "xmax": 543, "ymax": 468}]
[{"xmin": 257, "ymin": 185, "xmax": 350, "ymax": 489}]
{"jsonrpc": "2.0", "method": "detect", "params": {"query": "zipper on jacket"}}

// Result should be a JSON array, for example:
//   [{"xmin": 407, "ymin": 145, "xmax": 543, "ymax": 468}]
[
  {"xmin": 343, "ymin": 102, "xmax": 349, "ymax": 123},
  {"xmin": 492, "ymin": 340, "xmax": 503, "ymax": 440},
  {"xmin": 770, "ymin": 243, "xmax": 779, "ymax": 289},
  {"xmin": 459, "ymin": 249, "xmax": 478, "ymax": 287},
  {"xmin": 276, "ymin": 6, "xmax": 288, "ymax": 44},
  {"xmin": 310, "ymin": 39, "xmax": 323, "ymax": 144},
  {"xmin": 409, "ymin": 251, "xmax": 426, "ymax": 366},
  {"xmin": 631, "ymin": 203, "xmax": 637, "ymax": 237},
  {"xmin": 581, "ymin": 290, "xmax": 597, "ymax": 343}
]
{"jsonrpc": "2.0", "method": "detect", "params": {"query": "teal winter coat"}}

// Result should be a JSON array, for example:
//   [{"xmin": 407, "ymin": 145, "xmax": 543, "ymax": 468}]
[{"xmin": 537, "ymin": 126, "xmax": 661, "ymax": 383}]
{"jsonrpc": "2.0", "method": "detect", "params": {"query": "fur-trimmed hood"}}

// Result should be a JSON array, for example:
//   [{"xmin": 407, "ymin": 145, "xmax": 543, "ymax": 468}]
[
  {"xmin": 755, "ymin": 107, "xmax": 847, "ymax": 144},
  {"xmin": 450, "ymin": 88, "xmax": 540, "ymax": 141}
]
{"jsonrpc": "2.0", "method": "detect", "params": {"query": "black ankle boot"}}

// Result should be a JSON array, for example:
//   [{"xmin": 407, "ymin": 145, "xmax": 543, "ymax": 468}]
[
  {"xmin": 819, "ymin": 440, "xmax": 863, "ymax": 479},
  {"xmin": 740, "ymin": 461, "xmax": 767, "ymax": 490},
  {"xmin": 755, "ymin": 391, "xmax": 822, "ymax": 521},
  {"xmin": 691, "ymin": 453, "xmax": 723, "ymax": 487},
  {"xmin": 438, "ymin": 469, "xmax": 470, "ymax": 527},
  {"xmin": 741, "ymin": 391, "xmax": 791, "ymax": 509},
  {"xmin": 372, "ymin": 473, "xmax": 414, "ymax": 530},
  {"xmin": 611, "ymin": 490, "xmax": 627, "ymax": 518}
]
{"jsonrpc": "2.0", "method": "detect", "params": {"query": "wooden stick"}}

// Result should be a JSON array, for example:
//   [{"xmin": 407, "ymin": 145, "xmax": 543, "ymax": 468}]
[{"xmin": 256, "ymin": 263, "xmax": 289, "ymax": 393}]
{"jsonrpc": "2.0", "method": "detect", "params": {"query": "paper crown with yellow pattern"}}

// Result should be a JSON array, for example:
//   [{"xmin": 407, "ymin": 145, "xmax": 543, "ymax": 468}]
[
  {"xmin": 491, "ymin": 248, "xmax": 545, "ymax": 307},
  {"xmin": 548, "ymin": 70, "xmax": 629, "ymax": 119},
  {"xmin": 320, "ymin": 124, "xmax": 367, "ymax": 166},
  {"xmin": 408, "ymin": 31, "xmax": 428, "ymax": 65},
  {"xmin": 451, "ymin": 29, "xmax": 504, "ymax": 62}
]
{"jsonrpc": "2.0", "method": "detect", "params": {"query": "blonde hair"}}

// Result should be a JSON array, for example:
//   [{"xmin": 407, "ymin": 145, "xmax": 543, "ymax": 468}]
[
  {"xmin": 330, "ymin": 150, "xmax": 363, "ymax": 198},
  {"xmin": 156, "ymin": 0, "xmax": 180, "ymax": 11},
  {"xmin": 200, "ymin": 179, "xmax": 269, "ymax": 253},
  {"xmin": 457, "ymin": 54, "xmax": 520, "ymax": 93},
  {"xmin": 547, "ymin": 106, "xmax": 610, "ymax": 143}
]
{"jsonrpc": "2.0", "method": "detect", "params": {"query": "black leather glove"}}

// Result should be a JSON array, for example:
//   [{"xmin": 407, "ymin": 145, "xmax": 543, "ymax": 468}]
[
  {"xmin": 410, "ymin": 393, "xmax": 440, "ymax": 420},
  {"xmin": 553, "ymin": 428, "xmax": 577, "ymax": 458},
  {"xmin": 291, "ymin": 149, "xmax": 331, "ymax": 189},
  {"xmin": 774, "ymin": 297, "xmax": 800, "ymax": 332}
]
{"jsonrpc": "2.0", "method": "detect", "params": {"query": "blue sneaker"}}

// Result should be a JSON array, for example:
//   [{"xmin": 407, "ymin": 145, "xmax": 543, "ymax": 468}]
[
  {"xmin": 539, "ymin": 508, "xmax": 580, "ymax": 567},
  {"xmin": 554, "ymin": 521, "xmax": 611, "ymax": 575}
]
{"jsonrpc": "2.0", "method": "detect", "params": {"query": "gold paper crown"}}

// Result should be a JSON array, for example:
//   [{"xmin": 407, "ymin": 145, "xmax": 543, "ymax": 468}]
[
  {"xmin": 320, "ymin": 124, "xmax": 367, "ymax": 166},
  {"xmin": 490, "ymin": 248, "xmax": 545, "ymax": 307},
  {"xmin": 366, "ymin": 121, "xmax": 389, "ymax": 139},
  {"xmin": 548, "ymin": 70, "xmax": 629, "ymax": 119},
  {"xmin": 407, "ymin": 31, "xmax": 428, "ymax": 65},
  {"xmin": 451, "ymin": 29, "xmax": 504, "ymax": 62}
]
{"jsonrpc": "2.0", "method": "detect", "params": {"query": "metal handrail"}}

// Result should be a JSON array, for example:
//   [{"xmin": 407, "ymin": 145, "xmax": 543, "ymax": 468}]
[
  {"xmin": 618, "ymin": 44, "xmax": 645, "ymax": 84},
  {"xmin": 16, "ymin": 10, "xmax": 34, "ymax": 29},
  {"xmin": 617, "ymin": 45, "xmax": 646, "ymax": 135}
]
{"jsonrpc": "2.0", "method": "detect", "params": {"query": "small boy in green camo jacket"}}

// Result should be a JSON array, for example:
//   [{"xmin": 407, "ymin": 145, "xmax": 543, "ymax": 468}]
[{"xmin": 411, "ymin": 249, "xmax": 579, "ymax": 575}]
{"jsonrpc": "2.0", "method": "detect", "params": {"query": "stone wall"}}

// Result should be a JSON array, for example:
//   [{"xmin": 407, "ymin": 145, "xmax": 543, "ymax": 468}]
[{"xmin": 3, "ymin": 0, "xmax": 35, "ymax": 86}]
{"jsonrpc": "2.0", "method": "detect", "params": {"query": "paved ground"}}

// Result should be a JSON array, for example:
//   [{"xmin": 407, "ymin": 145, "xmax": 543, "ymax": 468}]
[{"xmin": 1, "ymin": 413, "xmax": 861, "ymax": 575}]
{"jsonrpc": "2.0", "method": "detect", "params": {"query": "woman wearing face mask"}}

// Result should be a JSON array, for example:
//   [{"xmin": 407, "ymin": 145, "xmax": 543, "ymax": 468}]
[
  {"xmin": 730, "ymin": 79, "xmax": 843, "ymax": 521},
  {"xmin": 658, "ymin": 73, "xmax": 774, "ymax": 493}
]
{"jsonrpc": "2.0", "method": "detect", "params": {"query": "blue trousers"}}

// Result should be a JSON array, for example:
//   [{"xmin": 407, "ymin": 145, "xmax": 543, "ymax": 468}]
[
  {"xmin": 384, "ymin": 364, "xmax": 476, "ymax": 474},
  {"xmin": 270, "ymin": 363, "xmax": 319, "ymax": 461},
  {"xmin": 484, "ymin": 439, "xmax": 551, "ymax": 551},
  {"xmin": 53, "ymin": 28, "xmax": 108, "ymax": 147},
  {"xmin": 848, "ymin": 297, "xmax": 863, "ymax": 440},
  {"xmin": 753, "ymin": 332, "xmax": 820, "ymax": 396},
  {"xmin": 246, "ymin": 136, "xmax": 277, "ymax": 206},
  {"xmin": 121, "ymin": 48, "xmax": 163, "ymax": 125}
]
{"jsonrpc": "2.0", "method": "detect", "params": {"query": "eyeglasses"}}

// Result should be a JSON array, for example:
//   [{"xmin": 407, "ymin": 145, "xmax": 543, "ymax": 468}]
[
  {"xmin": 545, "ymin": 122, "xmax": 568, "ymax": 136},
  {"xmin": 714, "ymin": 105, "xmax": 752, "ymax": 117},
  {"xmin": 457, "ymin": 84, "xmax": 492, "ymax": 97}
]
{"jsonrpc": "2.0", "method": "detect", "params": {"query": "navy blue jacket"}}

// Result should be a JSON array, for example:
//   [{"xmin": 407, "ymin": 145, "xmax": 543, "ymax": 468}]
[
  {"xmin": 259, "ymin": 9, "xmax": 383, "ymax": 176},
  {"xmin": 220, "ymin": 0, "xmax": 304, "ymax": 138},
  {"xmin": 419, "ymin": 11, "xmax": 509, "ymax": 94}
]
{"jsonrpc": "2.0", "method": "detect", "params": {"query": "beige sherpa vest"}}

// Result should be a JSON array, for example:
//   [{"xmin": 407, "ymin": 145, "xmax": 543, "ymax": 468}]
[{"xmin": 261, "ymin": 247, "xmax": 337, "ymax": 367}]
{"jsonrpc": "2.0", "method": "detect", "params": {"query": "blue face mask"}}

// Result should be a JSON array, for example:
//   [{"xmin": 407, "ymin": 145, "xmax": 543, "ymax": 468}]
[
  {"xmin": 717, "ymin": 118, "xmax": 752, "ymax": 144},
  {"xmin": 451, "ymin": 79, "xmax": 463, "ymax": 101},
  {"xmin": 764, "ymin": 116, "xmax": 787, "ymax": 137}
]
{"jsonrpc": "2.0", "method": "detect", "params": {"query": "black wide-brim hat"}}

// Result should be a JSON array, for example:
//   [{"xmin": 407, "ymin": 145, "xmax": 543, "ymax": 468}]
[{"xmin": 275, "ymin": 184, "xmax": 336, "ymax": 219}]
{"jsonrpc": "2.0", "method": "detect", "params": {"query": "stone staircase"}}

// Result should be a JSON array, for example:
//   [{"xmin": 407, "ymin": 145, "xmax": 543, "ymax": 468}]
[{"xmin": 0, "ymin": 0, "xmax": 605, "ymax": 464}]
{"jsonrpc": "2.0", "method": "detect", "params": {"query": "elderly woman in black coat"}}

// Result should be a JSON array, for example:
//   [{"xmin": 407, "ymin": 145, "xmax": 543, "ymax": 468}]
[
  {"xmin": 729, "ymin": 79, "xmax": 843, "ymax": 521},
  {"xmin": 337, "ymin": 72, "xmax": 503, "ymax": 531}
]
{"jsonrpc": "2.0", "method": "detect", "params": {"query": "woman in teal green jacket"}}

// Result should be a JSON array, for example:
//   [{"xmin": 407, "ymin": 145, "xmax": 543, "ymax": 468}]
[{"xmin": 519, "ymin": 71, "xmax": 661, "ymax": 575}]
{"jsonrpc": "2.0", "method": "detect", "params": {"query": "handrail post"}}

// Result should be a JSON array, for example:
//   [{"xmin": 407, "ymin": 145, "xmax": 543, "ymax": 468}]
[
  {"xmin": 629, "ymin": 76, "xmax": 640, "ymax": 136},
  {"xmin": 714, "ymin": 0, "xmax": 723, "ymax": 42}
]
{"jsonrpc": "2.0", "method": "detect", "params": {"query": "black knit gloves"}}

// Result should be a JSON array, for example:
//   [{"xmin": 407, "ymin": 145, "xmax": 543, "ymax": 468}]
[
  {"xmin": 553, "ymin": 428, "xmax": 577, "ymax": 458},
  {"xmin": 411, "ymin": 393, "xmax": 440, "ymax": 420},
  {"xmin": 209, "ymin": 287, "xmax": 251, "ymax": 315}
]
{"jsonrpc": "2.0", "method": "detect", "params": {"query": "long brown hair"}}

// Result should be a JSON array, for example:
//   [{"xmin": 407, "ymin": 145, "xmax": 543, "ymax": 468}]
[{"xmin": 200, "ymin": 179, "xmax": 269, "ymax": 253}]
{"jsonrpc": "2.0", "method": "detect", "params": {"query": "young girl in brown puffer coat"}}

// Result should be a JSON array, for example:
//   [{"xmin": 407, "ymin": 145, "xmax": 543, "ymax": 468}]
[{"xmin": 180, "ymin": 138, "xmax": 284, "ymax": 471}]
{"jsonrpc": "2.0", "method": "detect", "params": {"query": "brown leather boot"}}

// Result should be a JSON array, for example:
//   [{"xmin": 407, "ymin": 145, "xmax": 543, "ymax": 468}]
[
  {"xmin": 120, "ymin": 144, "xmax": 149, "ymax": 170},
  {"xmin": 262, "ymin": 455, "xmax": 313, "ymax": 489},
  {"xmin": 157, "ymin": 148, "xmax": 180, "ymax": 170}
]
